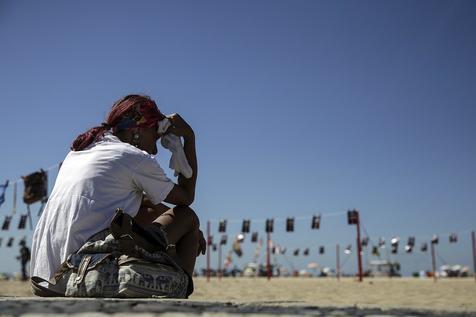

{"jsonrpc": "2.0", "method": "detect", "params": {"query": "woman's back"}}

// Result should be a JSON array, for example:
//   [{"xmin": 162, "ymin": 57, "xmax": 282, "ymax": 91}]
[{"xmin": 31, "ymin": 133, "xmax": 173, "ymax": 283}]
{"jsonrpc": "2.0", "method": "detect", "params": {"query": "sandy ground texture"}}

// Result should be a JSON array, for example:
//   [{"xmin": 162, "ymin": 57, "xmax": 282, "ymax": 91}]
[{"xmin": 0, "ymin": 277, "xmax": 475, "ymax": 316}]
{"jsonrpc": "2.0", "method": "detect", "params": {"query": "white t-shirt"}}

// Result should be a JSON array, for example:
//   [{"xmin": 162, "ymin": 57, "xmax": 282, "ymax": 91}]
[{"xmin": 31, "ymin": 133, "xmax": 175, "ymax": 283}]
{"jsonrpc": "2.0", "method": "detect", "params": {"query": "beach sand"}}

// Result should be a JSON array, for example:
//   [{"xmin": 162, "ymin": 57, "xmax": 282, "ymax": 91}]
[{"xmin": 1, "ymin": 277, "xmax": 475, "ymax": 314}]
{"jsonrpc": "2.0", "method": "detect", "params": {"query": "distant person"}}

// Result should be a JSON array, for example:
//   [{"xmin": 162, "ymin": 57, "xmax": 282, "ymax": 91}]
[
  {"xmin": 17, "ymin": 240, "xmax": 30, "ymax": 281},
  {"xmin": 30, "ymin": 94, "xmax": 205, "ymax": 297}
]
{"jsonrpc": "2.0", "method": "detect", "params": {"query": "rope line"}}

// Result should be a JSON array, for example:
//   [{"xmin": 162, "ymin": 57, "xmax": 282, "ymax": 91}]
[{"xmin": 4, "ymin": 162, "xmax": 61, "ymax": 185}]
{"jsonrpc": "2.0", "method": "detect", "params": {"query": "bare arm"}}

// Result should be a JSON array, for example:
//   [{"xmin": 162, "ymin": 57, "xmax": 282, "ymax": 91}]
[{"xmin": 163, "ymin": 114, "xmax": 198, "ymax": 206}]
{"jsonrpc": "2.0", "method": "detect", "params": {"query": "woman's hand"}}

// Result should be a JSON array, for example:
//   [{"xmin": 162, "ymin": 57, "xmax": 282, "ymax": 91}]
[
  {"xmin": 166, "ymin": 113, "xmax": 194, "ymax": 139},
  {"xmin": 197, "ymin": 229, "xmax": 206, "ymax": 256}
]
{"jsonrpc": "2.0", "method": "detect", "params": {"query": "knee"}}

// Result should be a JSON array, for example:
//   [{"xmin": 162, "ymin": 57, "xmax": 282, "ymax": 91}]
[{"xmin": 174, "ymin": 205, "xmax": 200, "ymax": 230}]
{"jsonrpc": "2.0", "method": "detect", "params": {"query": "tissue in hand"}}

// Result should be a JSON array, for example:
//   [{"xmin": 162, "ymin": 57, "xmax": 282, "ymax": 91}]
[{"xmin": 157, "ymin": 118, "xmax": 193, "ymax": 178}]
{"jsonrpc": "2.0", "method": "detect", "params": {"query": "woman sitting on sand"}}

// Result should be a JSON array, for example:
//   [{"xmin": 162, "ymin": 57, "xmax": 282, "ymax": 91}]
[{"xmin": 30, "ymin": 94, "xmax": 205, "ymax": 297}]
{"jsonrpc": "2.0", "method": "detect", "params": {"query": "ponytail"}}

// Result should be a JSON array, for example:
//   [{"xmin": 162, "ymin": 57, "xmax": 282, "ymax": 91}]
[{"xmin": 70, "ymin": 123, "xmax": 111, "ymax": 151}]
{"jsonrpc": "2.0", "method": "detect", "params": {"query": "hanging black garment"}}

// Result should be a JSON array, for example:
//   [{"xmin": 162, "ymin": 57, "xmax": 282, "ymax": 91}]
[
  {"xmin": 251, "ymin": 232, "xmax": 258, "ymax": 243},
  {"xmin": 286, "ymin": 218, "xmax": 294, "ymax": 232},
  {"xmin": 311, "ymin": 214, "xmax": 321, "ymax": 229},
  {"xmin": 241, "ymin": 219, "xmax": 250, "ymax": 233},
  {"xmin": 22, "ymin": 169, "xmax": 48, "ymax": 205},
  {"xmin": 2, "ymin": 216, "xmax": 12, "ymax": 230},
  {"xmin": 265, "ymin": 219, "xmax": 274, "ymax": 233},
  {"xmin": 347, "ymin": 210, "xmax": 358, "ymax": 225},
  {"xmin": 218, "ymin": 220, "xmax": 227, "ymax": 233},
  {"xmin": 0, "ymin": 180, "xmax": 8, "ymax": 208},
  {"xmin": 421, "ymin": 242, "xmax": 428, "ymax": 252},
  {"xmin": 372, "ymin": 246, "xmax": 380, "ymax": 256},
  {"xmin": 449, "ymin": 233, "xmax": 458, "ymax": 243},
  {"xmin": 18, "ymin": 215, "xmax": 28, "ymax": 229},
  {"xmin": 361, "ymin": 237, "xmax": 369, "ymax": 247}
]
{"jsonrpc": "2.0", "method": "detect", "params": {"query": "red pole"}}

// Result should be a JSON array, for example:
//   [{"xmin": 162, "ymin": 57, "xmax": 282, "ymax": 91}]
[
  {"xmin": 266, "ymin": 232, "xmax": 271, "ymax": 280},
  {"xmin": 471, "ymin": 231, "xmax": 476, "ymax": 283},
  {"xmin": 431, "ymin": 242, "xmax": 437, "ymax": 282},
  {"xmin": 218, "ymin": 241, "xmax": 222, "ymax": 280},
  {"xmin": 356, "ymin": 212, "xmax": 363, "ymax": 282},
  {"xmin": 206, "ymin": 220, "xmax": 211, "ymax": 282},
  {"xmin": 336, "ymin": 244, "xmax": 340, "ymax": 281}
]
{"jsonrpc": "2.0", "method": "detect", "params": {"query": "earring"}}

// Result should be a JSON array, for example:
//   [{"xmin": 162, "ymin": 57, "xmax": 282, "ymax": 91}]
[{"xmin": 132, "ymin": 133, "xmax": 140, "ymax": 146}]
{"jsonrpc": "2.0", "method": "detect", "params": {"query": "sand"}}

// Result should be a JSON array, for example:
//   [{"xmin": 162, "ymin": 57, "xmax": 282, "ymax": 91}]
[{"xmin": 1, "ymin": 277, "xmax": 475, "ymax": 313}]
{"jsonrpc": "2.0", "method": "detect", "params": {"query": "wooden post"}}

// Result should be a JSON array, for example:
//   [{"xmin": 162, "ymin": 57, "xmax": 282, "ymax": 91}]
[
  {"xmin": 356, "ymin": 212, "xmax": 363, "ymax": 282},
  {"xmin": 266, "ymin": 232, "xmax": 271, "ymax": 280},
  {"xmin": 336, "ymin": 244, "xmax": 340, "ymax": 281},
  {"xmin": 218, "ymin": 240, "xmax": 222, "ymax": 280},
  {"xmin": 431, "ymin": 241, "xmax": 437, "ymax": 282},
  {"xmin": 206, "ymin": 220, "xmax": 211, "ymax": 282},
  {"xmin": 472, "ymin": 231, "xmax": 476, "ymax": 283}
]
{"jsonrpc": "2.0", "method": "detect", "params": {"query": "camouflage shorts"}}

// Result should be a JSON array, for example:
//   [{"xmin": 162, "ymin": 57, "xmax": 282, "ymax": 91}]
[{"xmin": 56, "ymin": 229, "xmax": 191, "ymax": 298}]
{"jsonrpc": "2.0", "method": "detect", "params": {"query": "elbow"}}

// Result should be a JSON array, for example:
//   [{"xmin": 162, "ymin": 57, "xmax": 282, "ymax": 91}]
[
  {"xmin": 183, "ymin": 193, "xmax": 195, "ymax": 206},
  {"xmin": 177, "ymin": 191, "xmax": 194, "ymax": 206}
]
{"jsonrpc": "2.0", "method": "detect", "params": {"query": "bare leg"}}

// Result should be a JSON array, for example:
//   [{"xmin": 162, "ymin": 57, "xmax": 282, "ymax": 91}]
[{"xmin": 154, "ymin": 206, "xmax": 200, "ymax": 276}]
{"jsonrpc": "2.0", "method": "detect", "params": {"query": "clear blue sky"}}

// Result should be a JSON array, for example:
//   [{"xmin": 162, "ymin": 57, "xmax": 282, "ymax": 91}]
[{"xmin": 0, "ymin": 1, "xmax": 475, "ymax": 277}]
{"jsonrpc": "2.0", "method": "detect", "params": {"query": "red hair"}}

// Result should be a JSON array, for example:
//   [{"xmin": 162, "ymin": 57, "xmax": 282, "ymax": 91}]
[{"xmin": 71, "ymin": 95, "xmax": 164, "ymax": 151}]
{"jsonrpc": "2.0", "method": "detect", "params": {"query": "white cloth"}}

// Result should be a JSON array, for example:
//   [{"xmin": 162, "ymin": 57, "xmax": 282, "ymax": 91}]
[
  {"xmin": 157, "ymin": 118, "xmax": 193, "ymax": 179},
  {"xmin": 30, "ymin": 133, "xmax": 174, "ymax": 283}
]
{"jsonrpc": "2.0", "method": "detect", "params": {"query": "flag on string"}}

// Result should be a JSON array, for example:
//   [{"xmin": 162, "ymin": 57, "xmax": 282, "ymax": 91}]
[
  {"xmin": 378, "ymin": 237, "xmax": 386, "ymax": 247},
  {"xmin": 0, "ymin": 238, "xmax": 2, "ymax": 247},
  {"xmin": 281, "ymin": 247, "xmax": 287, "ymax": 255},
  {"xmin": 431, "ymin": 235, "xmax": 439, "ymax": 245},
  {"xmin": 220, "ymin": 234, "xmax": 227, "ymax": 245},
  {"xmin": 391, "ymin": 237, "xmax": 399, "ymax": 254},
  {"xmin": 18, "ymin": 215, "xmax": 28, "ymax": 230},
  {"xmin": 2, "ymin": 216, "xmax": 12, "ymax": 231},
  {"xmin": 319, "ymin": 246, "xmax": 325, "ymax": 254},
  {"xmin": 361, "ymin": 237, "xmax": 369, "ymax": 247},
  {"xmin": 271, "ymin": 246, "xmax": 276, "ymax": 254},
  {"xmin": 303, "ymin": 248, "xmax": 309, "ymax": 256},
  {"xmin": 421, "ymin": 242, "xmax": 428, "ymax": 252},
  {"xmin": 449, "ymin": 233, "xmax": 458, "ymax": 243},
  {"xmin": 251, "ymin": 232, "xmax": 258, "ymax": 243},
  {"xmin": 311, "ymin": 214, "xmax": 321, "ymax": 229},
  {"xmin": 218, "ymin": 220, "xmax": 227, "ymax": 233},
  {"xmin": 344, "ymin": 245, "xmax": 352, "ymax": 255},
  {"xmin": 405, "ymin": 236, "xmax": 415, "ymax": 253},
  {"xmin": 372, "ymin": 246, "xmax": 380, "ymax": 256},
  {"xmin": 208, "ymin": 235, "xmax": 213, "ymax": 246},
  {"xmin": 241, "ymin": 219, "xmax": 250, "ymax": 233},
  {"xmin": 22, "ymin": 169, "xmax": 48, "ymax": 205},
  {"xmin": 265, "ymin": 219, "xmax": 274, "ymax": 233},
  {"xmin": 0, "ymin": 180, "xmax": 8, "ymax": 208},
  {"xmin": 286, "ymin": 218, "xmax": 294, "ymax": 232},
  {"xmin": 7, "ymin": 237, "xmax": 14, "ymax": 247},
  {"xmin": 293, "ymin": 248, "xmax": 299, "ymax": 256},
  {"xmin": 12, "ymin": 182, "xmax": 17, "ymax": 214},
  {"xmin": 212, "ymin": 244, "xmax": 217, "ymax": 252},
  {"xmin": 347, "ymin": 210, "xmax": 358, "ymax": 225}
]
